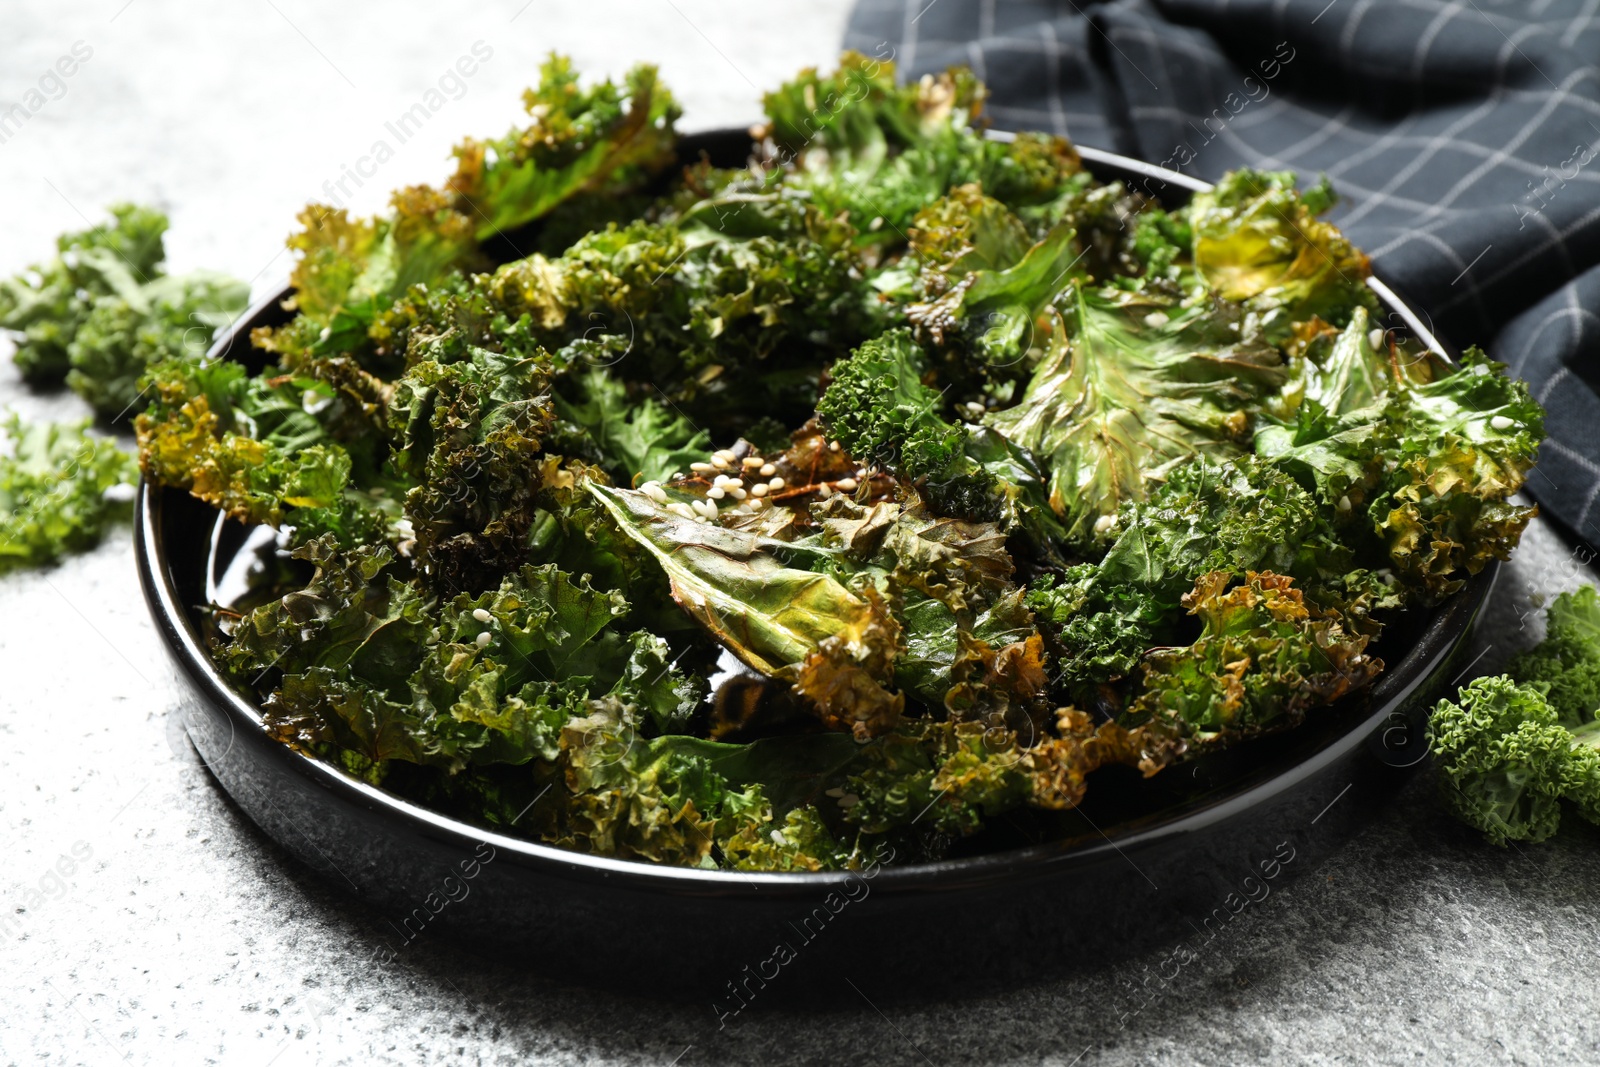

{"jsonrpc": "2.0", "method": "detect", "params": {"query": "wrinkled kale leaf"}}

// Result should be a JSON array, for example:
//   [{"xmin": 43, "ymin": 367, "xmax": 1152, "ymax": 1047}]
[
  {"xmin": 1, "ymin": 204, "xmax": 249, "ymax": 420},
  {"xmin": 113, "ymin": 54, "xmax": 1549, "ymax": 870},
  {"xmin": 0, "ymin": 415, "xmax": 138, "ymax": 572}
]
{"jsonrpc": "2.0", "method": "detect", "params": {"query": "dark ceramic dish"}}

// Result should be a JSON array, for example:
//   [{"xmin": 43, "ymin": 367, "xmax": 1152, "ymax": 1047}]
[{"xmin": 136, "ymin": 130, "xmax": 1493, "ymax": 1003}]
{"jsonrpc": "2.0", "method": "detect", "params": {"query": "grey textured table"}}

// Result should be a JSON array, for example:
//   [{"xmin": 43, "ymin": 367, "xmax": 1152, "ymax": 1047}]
[{"xmin": 4, "ymin": 4, "xmax": 1600, "ymax": 1064}]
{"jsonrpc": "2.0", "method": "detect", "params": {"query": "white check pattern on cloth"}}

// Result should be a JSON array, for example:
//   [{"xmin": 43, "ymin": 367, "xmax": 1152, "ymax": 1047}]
[{"xmin": 845, "ymin": 0, "xmax": 1600, "ymax": 534}]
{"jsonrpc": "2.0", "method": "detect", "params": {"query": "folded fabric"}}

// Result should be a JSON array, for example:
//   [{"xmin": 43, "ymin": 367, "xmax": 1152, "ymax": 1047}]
[{"xmin": 845, "ymin": 0, "xmax": 1600, "ymax": 537}]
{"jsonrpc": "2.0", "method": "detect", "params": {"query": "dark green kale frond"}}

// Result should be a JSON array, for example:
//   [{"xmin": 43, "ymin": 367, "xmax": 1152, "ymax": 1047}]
[
  {"xmin": 489, "ymin": 194, "xmax": 886, "ymax": 434},
  {"xmin": 551, "ymin": 725, "xmax": 865, "ymax": 869},
  {"xmin": 757, "ymin": 52, "xmax": 986, "ymax": 245},
  {"xmin": 816, "ymin": 328, "xmax": 1000, "ymax": 520},
  {"xmin": 841, "ymin": 719, "xmax": 1035, "ymax": 839},
  {"xmin": 1430, "ymin": 586, "xmax": 1600, "ymax": 844},
  {"xmin": 389, "ymin": 339, "xmax": 557, "ymax": 595},
  {"xmin": 1128, "ymin": 205, "xmax": 1193, "ymax": 281},
  {"xmin": 1025, "ymin": 449, "xmax": 1392, "ymax": 710},
  {"xmin": 1027, "ymin": 564, "xmax": 1166, "ymax": 699},
  {"xmin": 819, "ymin": 329, "xmax": 1068, "ymax": 556},
  {"xmin": 1429, "ymin": 676, "xmax": 1575, "ymax": 845},
  {"xmin": 605, "ymin": 193, "xmax": 884, "ymax": 402},
  {"xmin": 1099, "ymin": 457, "xmax": 1356, "ymax": 598},
  {"xmin": 0, "ymin": 415, "xmax": 138, "ymax": 573},
  {"xmin": 907, "ymin": 183, "xmax": 1034, "ymax": 286},
  {"xmin": 1261, "ymin": 345, "xmax": 1542, "ymax": 604},
  {"xmin": 224, "ymin": 536, "xmax": 426, "ymax": 687},
  {"xmin": 842, "ymin": 708, "xmax": 1167, "ymax": 845},
  {"xmin": 554, "ymin": 367, "xmax": 710, "ymax": 487},
  {"xmin": 907, "ymin": 219, "xmax": 1082, "ymax": 372}
]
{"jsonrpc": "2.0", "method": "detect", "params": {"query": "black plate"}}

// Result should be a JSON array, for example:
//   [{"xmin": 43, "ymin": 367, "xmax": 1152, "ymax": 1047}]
[{"xmin": 136, "ymin": 131, "xmax": 1494, "ymax": 1003}]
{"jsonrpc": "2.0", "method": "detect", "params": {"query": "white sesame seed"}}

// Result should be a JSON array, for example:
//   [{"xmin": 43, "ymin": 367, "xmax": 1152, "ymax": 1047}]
[
  {"xmin": 837, "ymin": 793, "xmax": 859, "ymax": 808},
  {"xmin": 711, "ymin": 455, "xmax": 730, "ymax": 470},
  {"xmin": 690, "ymin": 462, "xmax": 714, "ymax": 473},
  {"xmin": 759, "ymin": 463, "xmax": 777, "ymax": 476},
  {"xmin": 1368, "ymin": 328, "xmax": 1384, "ymax": 350},
  {"xmin": 714, "ymin": 449, "xmax": 737, "ymax": 462},
  {"xmin": 836, "ymin": 477, "xmax": 858, "ymax": 491},
  {"xmin": 770, "ymin": 830, "xmax": 787, "ymax": 846},
  {"xmin": 1490, "ymin": 415, "xmax": 1515, "ymax": 431},
  {"xmin": 729, "ymin": 487, "xmax": 747, "ymax": 500},
  {"xmin": 824, "ymin": 787, "xmax": 845, "ymax": 798},
  {"xmin": 668, "ymin": 503, "xmax": 696, "ymax": 519},
  {"xmin": 1143, "ymin": 311, "xmax": 1169, "ymax": 328},
  {"xmin": 707, "ymin": 486, "xmax": 725, "ymax": 500},
  {"xmin": 743, "ymin": 456, "xmax": 764, "ymax": 469},
  {"xmin": 768, "ymin": 476, "xmax": 785, "ymax": 489},
  {"xmin": 475, "ymin": 631, "xmax": 492, "ymax": 648},
  {"xmin": 472, "ymin": 608, "xmax": 492, "ymax": 623},
  {"xmin": 828, "ymin": 441, "xmax": 841, "ymax": 452},
  {"xmin": 747, "ymin": 497, "xmax": 765, "ymax": 510},
  {"xmin": 749, "ymin": 483, "xmax": 768, "ymax": 498},
  {"xmin": 819, "ymin": 483, "xmax": 834, "ymax": 499},
  {"xmin": 642, "ymin": 482, "xmax": 668, "ymax": 504},
  {"xmin": 1338, "ymin": 495, "xmax": 1352, "ymax": 512},
  {"xmin": 1093, "ymin": 513, "xmax": 1116, "ymax": 535}
]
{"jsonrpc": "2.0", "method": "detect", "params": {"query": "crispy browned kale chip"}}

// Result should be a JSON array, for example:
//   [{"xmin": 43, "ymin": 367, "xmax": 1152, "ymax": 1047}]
[{"xmin": 116, "ymin": 55, "xmax": 1544, "ymax": 869}]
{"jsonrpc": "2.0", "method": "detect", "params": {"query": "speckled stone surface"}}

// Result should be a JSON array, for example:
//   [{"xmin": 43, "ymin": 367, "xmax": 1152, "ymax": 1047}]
[{"xmin": 4, "ymin": 4, "xmax": 1600, "ymax": 1064}]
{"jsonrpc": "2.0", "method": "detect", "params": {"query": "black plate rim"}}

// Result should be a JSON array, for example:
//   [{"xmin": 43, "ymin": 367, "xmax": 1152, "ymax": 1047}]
[{"xmin": 135, "ymin": 134, "xmax": 1490, "ymax": 900}]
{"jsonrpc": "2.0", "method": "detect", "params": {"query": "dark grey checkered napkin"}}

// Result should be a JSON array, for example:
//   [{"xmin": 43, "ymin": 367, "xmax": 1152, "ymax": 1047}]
[{"xmin": 845, "ymin": 0, "xmax": 1600, "ymax": 538}]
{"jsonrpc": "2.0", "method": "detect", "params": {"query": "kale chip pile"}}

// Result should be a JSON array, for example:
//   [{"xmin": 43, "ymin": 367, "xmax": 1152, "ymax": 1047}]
[{"xmin": 134, "ymin": 53, "xmax": 1545, "ymax": 870}]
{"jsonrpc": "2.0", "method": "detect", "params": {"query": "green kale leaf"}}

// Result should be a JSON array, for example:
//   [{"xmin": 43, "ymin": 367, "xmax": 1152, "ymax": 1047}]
[
  {"xmin": 1509, "ymin": 585, "xmax": 1600, "ymax": 723},
  {"xmin": 0, "ymin": 415, "xmax": 138, "ymax": 573},
  {"xmin": 450, "ymin": 55, "xmax": 680, "ymax": 242},
  {"xmin": 0, "ymin": 203, "xmax": 249, "ymax": 419},
  {"xmin": 1429, "ymin": 675, "xmax": 1576, "ymax": 845},
  {"xmin": 0, "ymin": 203, "xmax": 168, "ymax": 383},
  {"xmin": 984, "ymin": 285, "xmax": 1286, "ymax": 544},
  {"xmin": 1128, "ymin": 570, "xmax": 1382, "ymax": 751}
]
